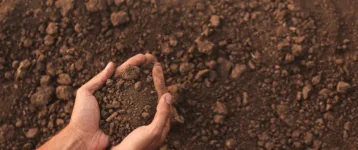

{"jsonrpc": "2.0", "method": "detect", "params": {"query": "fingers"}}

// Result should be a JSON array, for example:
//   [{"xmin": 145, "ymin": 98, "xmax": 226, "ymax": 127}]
[
  {"xmin": 153, "ymin": 63, "xmax": 167, "ymax": 97},
  {"xmin": 160, "ymin": 119, "xmax": 170, "ymax": 142},
  {"xmin": 114, "ymin": 53, "xmax": 157, "ymax": 77},
  {"xmin": 80, "ymin": 62, "xmax": 115, "ymax": 94},
  {"xmin": 150, "ymin": 93, "xmax": 173, "ymax": 132}
]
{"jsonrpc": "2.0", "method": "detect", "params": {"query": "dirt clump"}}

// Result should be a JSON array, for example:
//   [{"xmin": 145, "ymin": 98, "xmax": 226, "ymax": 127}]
[{"xmin": 95, "ymin": 65, "xmax": 157, "ymax": 145}]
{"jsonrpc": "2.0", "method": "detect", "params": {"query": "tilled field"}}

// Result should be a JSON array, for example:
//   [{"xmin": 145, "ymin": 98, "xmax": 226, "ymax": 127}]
[{"xmin": 1, "ymin": 0, "xmax": 358, "ymax": 149}]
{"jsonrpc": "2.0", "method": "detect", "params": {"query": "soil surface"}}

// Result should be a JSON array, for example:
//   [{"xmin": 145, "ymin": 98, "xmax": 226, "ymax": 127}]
[{"xmin": 1, "ymin": 0, "xmax": 358, "ymax": 149}]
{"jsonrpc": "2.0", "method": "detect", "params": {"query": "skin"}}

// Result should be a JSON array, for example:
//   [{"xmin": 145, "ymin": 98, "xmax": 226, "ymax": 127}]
[{"xmin": 39, "ymin": 53, "xmax": 172, "ymax": 150}]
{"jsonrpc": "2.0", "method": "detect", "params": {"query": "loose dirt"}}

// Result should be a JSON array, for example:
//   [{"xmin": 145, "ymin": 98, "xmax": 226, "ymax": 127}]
[{"xmin": 1, "ymin": 0, "xmax": 358, "ymax": 149}]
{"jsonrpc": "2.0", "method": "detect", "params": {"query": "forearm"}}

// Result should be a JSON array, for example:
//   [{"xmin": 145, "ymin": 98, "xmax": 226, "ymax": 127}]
[{"xmin": 38, "ymin": 125, "xmax": 86, "ymax": 150}]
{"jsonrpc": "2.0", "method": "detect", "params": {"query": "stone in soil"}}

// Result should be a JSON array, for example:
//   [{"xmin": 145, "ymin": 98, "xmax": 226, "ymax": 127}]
[
  {"xmin": 56, "ymin": 86, "xmax": 73, "ymax": 100},
  {"xmin": 195, "ymin": 38, "xmax": 215, "ymax": 55},
  {"xmin": 57, "ymin": 73, "xmax": 72, "ymax": 85},
  {"xmin": 111, "ymin": 11, "xmax": 130, "ymax": 27},
  {"xmin": 337, "ymin": 81, "xmax": 351, "ymax": 93},
  {"xmin": 231, "ymin": 64, "xmax": 247, "ymax": 80},
  {"xmin": 30, "ymin": 86, "xmax": 55, "ymax": 106},
  {"xmin": 210, "ymin": 15, "xmax": 220, "ymax": 27}
]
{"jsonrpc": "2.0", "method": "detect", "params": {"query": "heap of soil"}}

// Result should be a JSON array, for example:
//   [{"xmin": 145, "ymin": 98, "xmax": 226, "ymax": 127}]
[{"xmin": 95, "ymin": 66, "xmax": 158, "ymax": 145}]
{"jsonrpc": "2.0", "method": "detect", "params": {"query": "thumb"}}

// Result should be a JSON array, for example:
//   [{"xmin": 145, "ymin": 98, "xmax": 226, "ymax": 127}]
[{"xmin": 150, "ymin": 93, "xmax": 172, "ymax": 132}]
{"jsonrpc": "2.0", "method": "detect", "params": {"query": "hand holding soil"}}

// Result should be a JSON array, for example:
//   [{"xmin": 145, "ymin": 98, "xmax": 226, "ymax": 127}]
[{"xmin": 38, "ymin": 54, "xmax": 173, "ymax": 150}]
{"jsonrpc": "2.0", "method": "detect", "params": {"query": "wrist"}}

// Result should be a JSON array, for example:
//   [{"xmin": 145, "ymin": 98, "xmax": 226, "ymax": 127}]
[{"xmin": 38, "ymin": 125, "xmax": 87, "ymax": 150}]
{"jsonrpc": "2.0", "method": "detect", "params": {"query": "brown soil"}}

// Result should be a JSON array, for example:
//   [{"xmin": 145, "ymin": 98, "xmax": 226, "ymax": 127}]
[
  {"xmin": 1, "ymin": 0, "xmax": 358, "ymax": 149},
  {"xmin": 95, "ymin": 65, "xmax": 158, "ymax": 145}
]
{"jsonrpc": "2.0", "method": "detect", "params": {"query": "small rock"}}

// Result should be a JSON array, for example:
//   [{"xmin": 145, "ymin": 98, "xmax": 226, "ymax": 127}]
[
  {"xmin": 25, "ymin": 128, "xmax": 38, "ymax": 138},
  {"xmin": 22, "ymin": 143, "xmax": 33, "ymax": 149},
  {"xmin": 302, "ymin": 84, "xmax": 312, "ymax": 100},
  {"xmin": 119, "ymin": 66, "xmax": 140, "ymax": 80},
  {"xmin": 106, "ymin": 112, "xmax": 118, "ymax": 122},
  {"xmin": 161, "ymin": 42, "xmax": 173, "ymax": 55},
  {"xmin": 312, "ymin": 74, "xmax": 321, "ymax": 85},
  {"xmin": 111, "ymin": 11, "xmax": 130, "ymax": 26},
  {"xmin": 16, "ymin": 59, "xmax": 31, "ymax": 79},
  {"xmin": 141, "ymin": 112, "xmax": 150, "ymax": 120},
  {"xmin": 214, "ymin": 101, "xmax": 228, "ymax": 115},
  {"xmin": 44, "ymin": 35, "xmax": 55, "ymax": 46},
  {"xmin": 337, "ymin": 81, "xmax": 351, "ymax": 93},
  {"xmin": 170, "ymin": 64, "xmax": 178, "ymax": 73},
  {"xmin": 285, "ymin": 54, "xmax": 295, "ymax": 63},
  {"xmin": 15, "ymin": 120, "xmax": 23, "ymax": 127},
  {"xmin": 247, "ymin": 60, "xmax": 256, "ymax": 70},
  {"xmin": 56, "ymin": 86, "xmax": 73, "ymax": 100},
  {"xmin": 242, "ymin": 92, "xmax": 248, "ymax": 106},
  {"xmin": 134, "ymin": 81, "xmax": 142, "ymax": 91},
  {"xmin": 292, "ymin": 44, "xmax": 303, "ymax": 56},
  {"xmin": 75, "ymin": 59, "xmax": 84, "ymax": 71},
  {"xmin": 170, "ymin": 106, "xmax": 184, "ymax": 124},
  {"xmin": 304, "ymin": 132, "xmax": 313, "ymax": 145},
  {"xmin": 344, "ymin": 121, "xmax": 351, "ymax": 130},
  {"xmin": 46, "ymin": 22, "xmax": 58, "ymax": 35},
  {"xmin": 225, "ymin": 138, "xmax": 237, "ymax": 149},
  {"xmin": 210, "ymin": 15, "xmax": 220, "ymax": 27},
  {"xmin": 231, "ymin": 64, "xmax": 247, "ymax": 79},
  {"xmin": 195, "ymin": 39, "xmax": 215, "ymax": 55},
  {"xmin": 55, "ymin": 0, "xmax": 74, "ymax": 16},
  {"xmin": 30, "ymin": 86, "xmax": 55, "ymax": 106},
  {"xmin": 106, "ymin": 79, "xmax": 113, "ymax": 86},
  {"xmin": 56, "ymin": 119, "xmax": 65, "ymax": 126},
  {"xmin": 40, "ymin": 75, "xmax": 51, "ymax": 86},
  {"xmin": 23, "ymin": 38, "xmax": 33, "ymax": 48},
  {"xmin": 195, "ymin": 69, "xmax": 210, "ymax": 81},
  {"xmin": 213, "ymin": 114, "xmax": 225, "ymax": 124},
  {"xmin": 57, "ymin": 73, "xmax": 72, "ymax": 85},
  {"xmin": 168, "ymin": 84, "xmax": 182, "ymax": 104},
  {"xmin": 217, "ymin": 57, "xmax": 232, "ymax": 78},
  {"xmin": 179, "ymin": 62, "xmax": 194, "ymax": 74},
  {"xmin": 85, "ymin": 0, "xmax": 107, "ymax": 12}
]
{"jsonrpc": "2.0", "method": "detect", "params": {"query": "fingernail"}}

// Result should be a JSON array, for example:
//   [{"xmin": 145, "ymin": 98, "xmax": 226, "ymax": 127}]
[{"xmin": 165, "ymin": 93, "xmax": 173, "ymax": 105}]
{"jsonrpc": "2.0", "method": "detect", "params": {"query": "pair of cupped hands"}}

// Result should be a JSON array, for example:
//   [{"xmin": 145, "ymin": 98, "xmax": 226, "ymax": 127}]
[{"xmin": 39, "ymin": 54, "xmax": 173, "ymax": 150}]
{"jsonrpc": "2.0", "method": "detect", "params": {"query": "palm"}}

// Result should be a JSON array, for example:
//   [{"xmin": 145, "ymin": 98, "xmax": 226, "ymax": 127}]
[{"xmin": 71, "ymin": 93, "xmax": 101, "ymax": 132}]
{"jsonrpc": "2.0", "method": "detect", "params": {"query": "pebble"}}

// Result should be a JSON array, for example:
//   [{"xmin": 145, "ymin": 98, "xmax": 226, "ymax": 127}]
[
  {"xmin": 57, "ymin": 73, "xmax": 72, "ymax": 85},
  {"xmin": 16, "ymin": 59, "xmax": 31, "ymax": 79},
  {"xmin": 106, "ymin": 79, "xmax": 114, "ymax": 86},
  {"xmin": 23, "ymin": 38, "xmax": 33, "ymax": 48},
  {"xmin": 214, "ymin": 101, "xmax": 228, "ymax": 115},
  {"xmin": 111, "ymin": 11, "xmax": 129, "ymax": 26},
  {"xmin": 179, "ymin": 62, "xmax": 194, "ymax": 74},
  {"xmin": 56, "ymin": 119, "xmax": 65, "ymax": 126},
  {"xmin": 46, "ymin": 22, "xmax": 58, "ymax": 35},
  {"xmin": 292, "ymin": 44, "xmax": 303, "ymax": 56},
  {"xmin": 304, "ymin": 132, "xmax": 313, "ymax": 145},
  {"xmin": 44, "ymin": 35, "xmax": 55, "ymax": 46},
  {"xmin": 213, "ymin": 114, "xmax": 224, "ymax": 124},
  {"xmin": 56, "ymin": 86, "xmax": 73, "ymax": 100},
  {"xmin": 194, "ymin": 69, "xmax": 210, "ymax": 81},
  {"xmin": 210, "ymin": 15, "xmax": 220, "ymax": 27},
  {"xmin": 195, "ymin": 38, "xmax": 215, "ymax": 55},
  {"xmin": 25, "ymin": 128, "xmax": 38, "ymax": 138},
  {"xmin": 40, "ymin": 75, "xmax": 51, "ymax": 86},
  {"xmin": 231, "ymin": 64, "xmax": 247, "ymax": 79},
  {"xmin": 134, "ymin": 81, "xmax": 142, "ymax": 91},
  {"xmin": 225, "ymin": 138, "xmax": 237, "ymax": 149},
  {"xmin": 30, "ymin": 86, "xmax": 55, "ymax": 106},
  {"xmin": 106, "ymin": 112, "xmax": 118, "ymax": 122},
  {"xmin": 337, "ymin": 81, "xmax": 351, "ymax": 93},
  {"xmin": 217, "ymin": 57, "xmax": 232, "ymax": 78},
  {"xmin": 120, "ymin": 66, "xmax": 140, "ymax": 80},
  {"xmin": 302, "ymin": 84, "xmax": 312, "ymax": 100},
  {"xmin": 141, "ymin": 112, "xmax": 150, "ymax": 120}
]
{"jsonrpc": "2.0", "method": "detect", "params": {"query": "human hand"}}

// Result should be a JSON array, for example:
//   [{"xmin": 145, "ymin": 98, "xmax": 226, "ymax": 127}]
[
  {"xmin": 112, "ymin": 60, "xmax": 172, "ymax": 150},
  {"xmin": 39, "ymin": 54, "xmax": 171, "ymax": 150}
]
